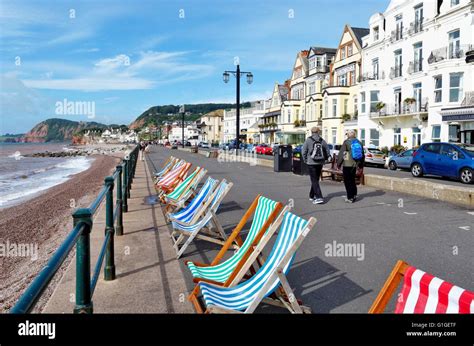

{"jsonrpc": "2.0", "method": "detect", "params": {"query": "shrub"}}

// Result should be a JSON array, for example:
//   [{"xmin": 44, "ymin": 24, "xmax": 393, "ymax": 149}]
[{"xmin": 390, "ymin": 144, "xmax": 407, "ymax": 154}]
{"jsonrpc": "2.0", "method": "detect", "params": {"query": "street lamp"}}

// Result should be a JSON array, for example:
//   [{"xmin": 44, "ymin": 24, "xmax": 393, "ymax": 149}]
[{"xmin": 222, "ymin": 64, "xmax": 253, "ymax": 155}]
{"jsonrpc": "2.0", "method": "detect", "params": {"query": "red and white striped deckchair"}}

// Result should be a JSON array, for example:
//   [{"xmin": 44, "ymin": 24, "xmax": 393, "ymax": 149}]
[
  {"xmin": 156, "ymin": 162, "xmax": 191, "ymax": 195},
  {"xmin": 370, "ymin": 260, "xmax": 474, "ymax": 314}
]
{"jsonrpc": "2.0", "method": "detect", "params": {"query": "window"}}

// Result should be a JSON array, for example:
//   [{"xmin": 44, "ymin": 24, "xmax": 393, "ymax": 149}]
[
  {"xmin": 373, "ymin": 26, "xmax": 379, "ymax": 41},
  {"xmin": 331, "ymin": 128, "xmax": 337, "ymax": 144},
  {"xmin": 412, "ymin": 127, "xmax": 421, "ymax": 147},
  {"xmin": 324, "ymin": 128, "xmax": 329, "ymax": 141},
  {"xmin": 434, "ymin": 76, "xmax": 442, "ymax": 103},
  {"xmin": 341, "ymin": 47, "xmax": 346, "ymax": 60},
  {"xmin": 424, "ymin": 143, "xmax": 441, "ymax": 153},
  {"xmin": 432, "ymin": 125, "xmax": 441, "ymax": 142},
  {"xmin": 324, "ymin": 99, "xmax": 328, "ymax": 117},
  {"xmin": 395, "ymin": 14, "xmax": 403, "ymax": 40},
  {"xmin": 370, "ymin": 129, "xmax": 380, "ymax": 147},
  {"xmin": 361, "ymin": 92, "xmax": 366, "ymax": 113},
  {"xmin": 349, "ymin": 71, "xmax": 355, "ymax": 85},
  {"xmin": 451, "ymin": 0, "xmax": 460, "ymax": 6},
  {"xmin": 344, "ymin": 99, "xmax": 348, "ymax": 115},
  {"xmin": 309, "ymin": 58, "xmax": 315, "ymax": 69},
  {"xmin": 413, "ymin": 42, "xmax": 423, "ymax": 73},
  {"xmin": 353, "ymin": 95, "xmax": 358, "ymax": 117},
  {"xmin": 370, "ymin": 90, "xmax": 380, "ymax": 113},
  {"xmin": 332, "ymin": 99, "xmax": 337, "ymax": 117},
  {"xmin": 372, "ymin": 58, "xmax": 379, "ymax": 79},
  {"xmin": 413, "ymin": 82, "xmax": 422, "ymax": 111},
  {"xmin": 295, "ymin": 109, "xmax": 300, "ymax": 121},
  {"xmin": 393, "ymin": 128, "xmax": 401, "ymax": 145},
  {"xmin": 448, "ymin": 30, "xmax": 460, "ymax": 59},
  {"xmin": 338, "ymin": 73, "xmax": 347, "ymax": 86},
  {"xmin": 441, "ymin": 144, "xmax": 464, "ymax": 159},
  {"xmin": 414, "ymin": 4, "xmax": 423, "ymax": 33},
  {"xmin": 360, "ymin": 129, "xmax": 366, "ymax": 146},
  {"xmin": 394, "ymin": 49, "xmax": 402, "ymax": 77},
  {"xmin": 287, "ymin": 109, "xmax": 291, "ymax": 123},
  {"xmin": 449, "ymin": 73, "xmax": 463, "ymax": 102},
  {"xmin": 316, "ymin": 56, "xmax": 323, "ymax": 69},
  {"xmin": 347, "ymin": 44, "xmax": 353, "ymax": 56},
  {"xmin": 308, "ymin": 82, "xmax": 315, "ymax": 95},
  {"xmin": 319, "ymin": 104, "xmax": 323, "ymax": 118}
]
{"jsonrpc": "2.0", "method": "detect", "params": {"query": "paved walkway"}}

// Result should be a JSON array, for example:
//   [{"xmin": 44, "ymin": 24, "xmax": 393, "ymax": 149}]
[{"xmin": 44, "ymin": 158, "xmax": 193, "ymax": 313}]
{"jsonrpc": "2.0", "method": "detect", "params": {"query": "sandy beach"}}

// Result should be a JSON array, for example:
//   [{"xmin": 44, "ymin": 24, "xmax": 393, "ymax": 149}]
[{"xmin": 0, "ymin": 153, "xmax": 120, "ymax": 312}]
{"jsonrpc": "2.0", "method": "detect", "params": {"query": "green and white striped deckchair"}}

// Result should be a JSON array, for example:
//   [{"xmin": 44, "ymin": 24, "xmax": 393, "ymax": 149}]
[
  {"xmin": 163, "ymin": 166, "xmax": 207, "ymax": 209},
  {"xmin": 185, "ymin": 196, "xmax": 284, "ymax": 312},
  {"xmin": 170, "ymin": 180, "xmax": 233, "ymax": 259},
  {"xmin": 197, "ymin": 211, "xmax": 317, "ymax": 314}
]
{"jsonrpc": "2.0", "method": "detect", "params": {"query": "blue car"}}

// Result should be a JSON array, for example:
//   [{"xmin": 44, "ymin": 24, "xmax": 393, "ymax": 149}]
[
  {"xmin": 387, "ymin": 149, "xmax": 415, "ymax": 170},
  {"xmin": 410, "ymin": 142, "xmax": 474, "ymax": 184}
]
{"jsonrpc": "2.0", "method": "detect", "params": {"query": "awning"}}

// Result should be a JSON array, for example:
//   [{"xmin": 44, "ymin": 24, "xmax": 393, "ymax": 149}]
[{"xmin": 442, "ymin": 114, "xmax": 474, "ymax": 122}]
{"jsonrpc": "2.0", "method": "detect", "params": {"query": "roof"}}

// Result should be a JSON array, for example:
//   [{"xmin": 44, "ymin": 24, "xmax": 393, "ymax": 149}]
[
  {"xmin": 309, "ymin": 46, "xmax": 337, "ymax": 56},
  {"xmin": 278, "ymin": 84, "xmax": 289, "ymax": 101},
  {"xmin": 350, "ymin": 27, "xmax": 370, "ymax": 46}
]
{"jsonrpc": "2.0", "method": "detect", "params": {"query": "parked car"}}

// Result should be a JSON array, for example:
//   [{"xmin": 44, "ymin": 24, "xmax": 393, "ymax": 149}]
[
  {"xmin": 387, "ymin": 149, "xmax": 415, "ymax": 170},
  {"xmin": 255, "ymin": 144, "xmax": 273, "ymax": 155},
  {"xmin": 364, "ymin": 147, "xmax": 386, "ymax": 167},
  {"xmin": 199, "ymin": 142, "xmax": 211, "ymax": 149},
  {"xmin": 185, "ymin": 141, "xmax": 192, "ymax": 147},
  {"xmin": 326, "ymin": 144, "xmax": 341, "ymax": 161},
  {"xmin": 245, "ymin": 144, "xmax": 255, "ymax": 153},
  {"xmin": 410, "ymin": 142, "xmax": 474, "ymax": 184}
]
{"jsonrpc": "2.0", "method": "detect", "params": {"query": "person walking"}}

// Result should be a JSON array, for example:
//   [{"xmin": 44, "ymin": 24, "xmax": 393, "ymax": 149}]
[
  {"xmin": 337, "ymin": 129, "xmax": 364, "ymax": 203},
  {"xmin": 139, "ymin": 141, "xmax": 145, "ymax": 161},
  {"xmin": 302, "ymin": 127, "xmax": 330, "ymax": 205}
]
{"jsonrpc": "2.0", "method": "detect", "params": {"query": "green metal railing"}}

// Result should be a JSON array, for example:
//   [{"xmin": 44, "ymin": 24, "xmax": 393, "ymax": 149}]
[{"xmin": 10, "ymin": 144, "xmax": 140, "ymax": 314}]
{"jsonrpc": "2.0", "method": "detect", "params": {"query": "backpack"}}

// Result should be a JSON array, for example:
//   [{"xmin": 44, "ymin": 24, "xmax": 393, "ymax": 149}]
[
  {"xmin": 310, "ymin": 137, "xmax": 327, "ymax": 161},
  {"xmin": 351, "ymin": 139, "xmax": 363, "ymax": 160}
]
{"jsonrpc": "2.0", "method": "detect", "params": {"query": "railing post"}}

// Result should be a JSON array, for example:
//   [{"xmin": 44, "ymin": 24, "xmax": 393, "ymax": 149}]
[
  {"xmin": 104, "ymin": 176, "xmax": 116, "ymax": 281},
  {"xmin": 115, "ymin": 165, "xmax": 123, "ymax": 236},
  {"xmin": 122, "ymin": 161, "xmax": 129, "ymax": 212},
  {"xmin": 72, "ymin": 208, "xmax": 93, "ymax": 314}
]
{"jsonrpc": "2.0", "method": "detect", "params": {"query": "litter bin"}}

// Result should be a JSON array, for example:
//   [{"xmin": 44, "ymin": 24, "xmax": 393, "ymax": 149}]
[
  {"xmin": 274, "ymin": 145, "xmax": 293, "ymax": 172},
  {"xmin": 292, "ymin": 150, "xmax": 309, "ymax": 175}
]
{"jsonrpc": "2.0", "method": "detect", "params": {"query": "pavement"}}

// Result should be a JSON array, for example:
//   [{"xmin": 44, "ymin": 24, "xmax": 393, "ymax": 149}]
[
  {"xmin": 44, "ymin": 157, "xmax": 193, "ymax": 313},
  {"xmin": 147, "ymin": 146, "xmax": 474, "ymax": 313}
]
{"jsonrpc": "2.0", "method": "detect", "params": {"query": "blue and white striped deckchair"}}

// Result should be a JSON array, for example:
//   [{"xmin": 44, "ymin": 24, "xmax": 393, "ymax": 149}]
[
  {"xmin": 163, "ymin": 167, "xmax": 207, "ymax": 210},
  {"xmin": 198, "ymin": 211, "xmax": 317, "ymax": 314},
  {"xmin": 153, "ymin": 156, "xmax": 176, "ymax": 178},
  {"xmin": 167, "ymin": 176, "xmax": 218, "ymax": 225},
  {"xmin": 170, "ymin": 180, "xmax": 234, "ymax": 259},
  {"xmin": 154, "ymin": 159, "xmax": 185, "ymax": 184}
]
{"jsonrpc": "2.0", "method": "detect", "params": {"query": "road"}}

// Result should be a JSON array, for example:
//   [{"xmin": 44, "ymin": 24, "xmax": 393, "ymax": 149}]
[
  {"xmin": 197, "ymin": 147, "xmax": 469, "ymax": 187},
  {"xmin": 147, "ymin": 146, "xmax": 473, "ymax": 313}
]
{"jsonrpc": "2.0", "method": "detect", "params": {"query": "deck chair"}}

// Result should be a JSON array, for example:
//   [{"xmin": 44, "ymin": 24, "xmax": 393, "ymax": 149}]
[
  {"xmin": 153, "ymin": 156, "xmax": 175, "ymax": 178},
  {"xmin": 153, "ymin": 158, "xmax": 184, "ymax": 184},
  {"xmin": 156, "ymin": 162, "xmax": 191, "ymax": 195},
  {"xmin": 162, "ymin": 166, "xmax": 206, "ymax": 207},
  {"xmin": 197, "ymin": 211, "xmax": 317, "ymax": 314},
  {"xmin": 170, "ymin": 180, "xmax": 233, "ymax": 259},
  {"xmin": 369, "ymin": 260, "xmax": 474, "ymax": 313},
  {"xmin": 185, "ymin": 196, "xmax": 284, "ymax": 312}
]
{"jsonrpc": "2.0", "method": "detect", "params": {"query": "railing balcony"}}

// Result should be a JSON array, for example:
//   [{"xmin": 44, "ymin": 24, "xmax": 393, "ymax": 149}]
[
  {"xmin": 369, "ymin": 98, "xmax": 429, "ymax": 118},
  {"xmin": 390, "ymin": 29, "xmax": 404, "ymax": 43},
  {"xmin": 314, "ymin": 65, "xmax": 329, "ymax": 73},
  {"xmin": 389, "ymin": 66, "xmax": 403, "ymax": 79},
  {"xmin": 360, "ymin": 71, "xmax": 385, "ymax": 82},
  {"xmin": 408, "ymin": 20, "xmax": 423, "ymax": 35},
  {"xmin": 408, "ymin": 59, "xmax": 423, "ymax": 74},
  {"xmin": 428, "ymin": 44, "xmax": 474, "ymax": 64}
]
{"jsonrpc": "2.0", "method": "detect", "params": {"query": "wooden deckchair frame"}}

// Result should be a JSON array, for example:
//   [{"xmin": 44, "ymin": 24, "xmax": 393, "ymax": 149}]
[
  {"xmin": 157, "ymin": 162, "xmax": 191, "ymax": 196},
  {"xmin": 161, "ymin": 166, "xmax": 205, "ymax": 207},
  {"xmin": 153, "ymin": 157, "xmax": 177, "ymax": 183},
  {"xmin": 170, "ymin": 181, "xmax": 234, "ymax": 259},
  {"xmin": 368, "ymin": 260, "xmax": 409, "ymax": 313},
  {"xmin": 185, "ymin": 196, "xmax": 284, "ymax": 313},
  {"xmin": 205, "ymin": 216, "xmax": 317, "ymax": 314}
]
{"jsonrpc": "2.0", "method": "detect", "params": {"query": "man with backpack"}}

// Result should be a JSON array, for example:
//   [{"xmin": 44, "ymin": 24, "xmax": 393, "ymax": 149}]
[
  {"xmin": 337, "ymin": 130, "xmax": 365, "ymax": 203},
  {"xmin": 302, "ymin": 127, "xmax": 330, "ymax": 205}
]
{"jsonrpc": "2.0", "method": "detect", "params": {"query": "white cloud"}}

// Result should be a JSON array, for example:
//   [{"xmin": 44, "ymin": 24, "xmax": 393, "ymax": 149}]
[{"xmin": 23, "ymin": 78, "xmax": 155, "ymax": 91}]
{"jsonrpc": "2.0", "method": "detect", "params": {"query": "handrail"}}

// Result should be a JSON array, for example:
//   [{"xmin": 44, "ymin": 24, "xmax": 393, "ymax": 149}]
[{"xmin": 11, "ymin": 144, "xmax": 141, "ymax": 314}]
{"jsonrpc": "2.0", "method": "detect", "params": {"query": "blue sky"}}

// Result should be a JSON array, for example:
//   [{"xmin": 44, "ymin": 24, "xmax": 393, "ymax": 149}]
[{"xmin": 0, "ymin": 0, "xmax": 388, "ymax": 134}]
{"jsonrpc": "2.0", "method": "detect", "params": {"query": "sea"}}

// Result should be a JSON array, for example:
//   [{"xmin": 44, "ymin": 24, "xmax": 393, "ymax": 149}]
[{"xmin": 0, "ymin": 142, "xmax": 94, "ymax": 209}]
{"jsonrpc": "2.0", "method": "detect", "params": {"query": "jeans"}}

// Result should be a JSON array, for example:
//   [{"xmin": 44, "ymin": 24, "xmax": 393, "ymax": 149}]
[
  {"xmin": 342, "ymin": 166, "xmax": 357, "ymax": 199},
  {"xmin": 307, "ymin": 164, "xmax": 323, "ymax": 199}
]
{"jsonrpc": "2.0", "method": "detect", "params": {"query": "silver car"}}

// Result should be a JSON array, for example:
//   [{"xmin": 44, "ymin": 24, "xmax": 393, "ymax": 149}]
[{"xmin": 364, "ymin": 148, "xmax": 386, "ymax": 167}]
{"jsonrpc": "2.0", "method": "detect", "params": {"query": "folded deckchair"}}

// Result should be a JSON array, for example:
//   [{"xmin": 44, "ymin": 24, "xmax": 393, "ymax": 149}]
[
  {"xmin": 170, "ymin": 180, "xmax": 233, "ymax": 259},
  {"xmin": 369, "ymin": 260, "xmax": 474, "ymax": 313},
  {"xmin": 185, "ymin": 195, "xmax": 283, "ymax": 312},
  {"xmin": 153, "ymin": 156, "xmax": 175, "ymax": 178},
  {"xmin": 162, "ymin": 167, "xmax": 207, "ymax": 209},
  {"xmin": 153, "ymin": 158, "xmax": 184, "ymax": 184},
  {"xmin": 197, "ymin": 211, "xmax": 317, "ymax": 313},
  {"xmin": 156, "ymin": 162, "xmax": 191, "ymax": 195}
]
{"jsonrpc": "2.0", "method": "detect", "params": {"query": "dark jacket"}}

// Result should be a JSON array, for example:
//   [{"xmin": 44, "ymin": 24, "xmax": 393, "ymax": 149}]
[
  {"xmin": 337, "ymin": 138, "xmax": 365, "ymax": 168},
  {"xmin": 302, "ymin": 134, "xmax": 330, "ymax": 165}
]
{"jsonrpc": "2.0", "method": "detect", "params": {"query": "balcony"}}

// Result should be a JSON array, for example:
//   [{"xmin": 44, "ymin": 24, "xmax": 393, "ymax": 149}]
[
  {"xmin": 408, "ymin": 20, "xmax": 423, "ymax": 35},
  {"xmin": 313, "ymin": 66, "xmax": 329, "ymax": 73},
  {"xmin": 390, "ymin": 29, "xmax": 403, "ymax": 43},
  {"xmin": 258, "ymin": 123, "xmax": 279, "ymax": 133},
  {"xmin": 407, "ymin": 59, "xmax": 423, "ymax": 74},
  {"xmin": 389, "ymin": 66, "xmax": 403, "ymax": 79},
  {"xmin": 359, "ymin": 71, "xmax": 385, "ymax": 82},
  {"xmin": 294, "ymin": 119, "xmax": 307, "ymax": 128},
  {"xmin": 369, "ymin": 98, "xmax": 429, "ymax": 119},
  {"xmin": 428, "ymin": 45, "xmax": 474, "ymax": 64}
]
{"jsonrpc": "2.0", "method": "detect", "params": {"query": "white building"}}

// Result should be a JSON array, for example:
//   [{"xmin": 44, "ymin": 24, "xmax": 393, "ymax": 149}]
[
  {"xmin": 358, "ymin": 0, "xmax": 473, "ymax": 149},
  {"xmin": 223, "ymin": 100, "xmax": 266, "ymax": 143},
  {"xmin": 169, "ymin": 125, "xmax": 200, "ymax": 144}
]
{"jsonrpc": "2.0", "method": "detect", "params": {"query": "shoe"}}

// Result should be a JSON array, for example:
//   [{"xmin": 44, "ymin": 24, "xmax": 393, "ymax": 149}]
[
  {"xmin": 344, "ymin": 198, "xmax": 354, "ymax": 203},
  {"xmin": 313, "ymin": 198, "xmax": 324, "ymax": 205},
  {"xmin": 309, "ymin": 198, "xmax": 315, "ymax": 202}
]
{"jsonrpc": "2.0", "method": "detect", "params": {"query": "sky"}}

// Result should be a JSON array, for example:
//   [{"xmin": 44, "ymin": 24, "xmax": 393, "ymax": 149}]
[{"xmin": 0, "ymin": 0, "xmax": 388, "ymax": 134}]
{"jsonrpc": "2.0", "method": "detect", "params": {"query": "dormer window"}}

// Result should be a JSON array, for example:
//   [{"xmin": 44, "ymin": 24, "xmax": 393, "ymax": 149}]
[
  {"xmin": 341, "ymin": 47, "xmax": 346, "ymax": 60},
  {"xmin": 347, "ymin": 44, "xmax": 353, "ymax": 56},
  {"xmin": 451, "ymin": 0, "xmax": 460, "ymax": 6},
  {"xmin": 373, "ymin": 26, "xmax": 379, "ymax": 41}
]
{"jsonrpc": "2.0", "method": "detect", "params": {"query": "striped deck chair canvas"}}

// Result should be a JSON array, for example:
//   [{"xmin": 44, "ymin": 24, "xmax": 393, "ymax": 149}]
[
  {"xmin": 167, "ymin": 177, "xmax": 218, "ymax": 225},
  {"xmin": 157, "ymin": 162, "xmax": 191, "ymax": 194},
  {"xmin": 171, "ymin": 180, "xmax": 233, "ymax": 259},
  {"xmin": 370, "ymin": 260, "xmax": 474, "ymax": 314},
  {"xmin": 153, "ymin": 156, "xmax": 175, "ymax": 178},
  {"xmin": 185, "ymin": 196, "xmax": 283, "ymax": 312},
  {"xmin": 163, "ymin": 167, "xmax": 207, "ymax": 209},
  {"xmin": 154, "ymin": 159, "xmax": 184, "ymax": 184},
  {"xmin": 198, "ymin": 212, "xmax": 317, "ymax": 314}
]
